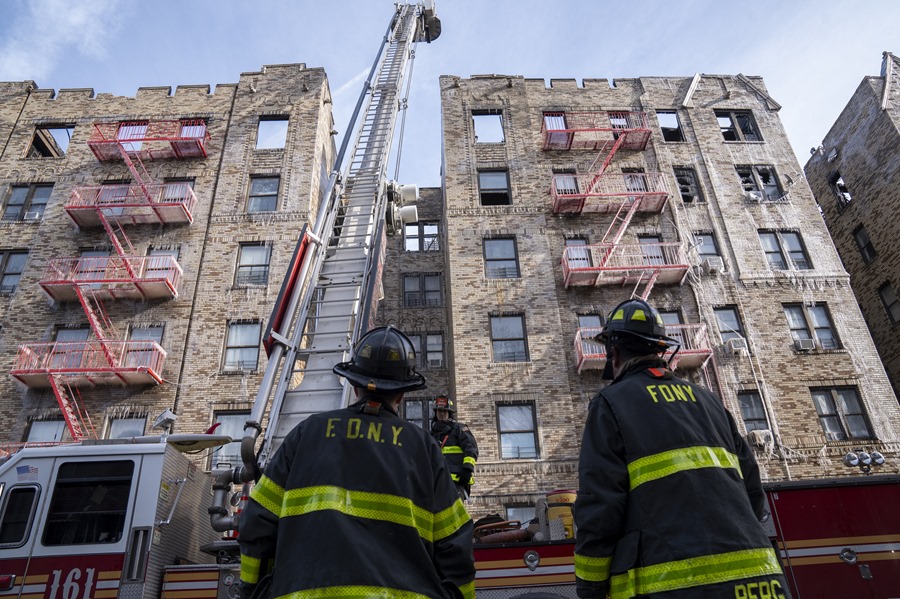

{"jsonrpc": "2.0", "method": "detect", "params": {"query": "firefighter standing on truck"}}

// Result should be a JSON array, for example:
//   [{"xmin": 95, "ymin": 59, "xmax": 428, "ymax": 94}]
[
  {"xmin": 238, "ymin": 326, "xmax": 475, "ymax": 599},
  {"xmin": 573, "ymin": 299, "xmax": 787, "ymax": 599},
  {"xmin": 430, "ymin": 394, "xmax": 479, "ymax": 498}
]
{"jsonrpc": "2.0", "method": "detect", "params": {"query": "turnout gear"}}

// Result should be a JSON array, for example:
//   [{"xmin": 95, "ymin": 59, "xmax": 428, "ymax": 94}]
[
  {"xmin": 239, "ymin": 396, "xmax": 475, "ymax": 599},
  {"xmin": 574, "ymin": 358, "xmax": 785, "ymax": 599},
  {"xmin": 431, "ymin": 397, "xmax": 478, "ymax": 495},
  {"xmin": 333, "ymin": 326, "xmax": 427, "ymax": 393}
]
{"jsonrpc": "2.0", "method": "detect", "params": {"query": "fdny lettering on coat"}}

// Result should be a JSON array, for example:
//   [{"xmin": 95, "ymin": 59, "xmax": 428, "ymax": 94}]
[
  {"xmin": 733, "ymin": 578, "xmax": 785, "ymax": 599},
  {"xmin": 325, "ymin": 418, "xmax": 404, "ymax": 446},
  {"xmin": 645, "ymin": 384, "xmax": 697, "ymax": 404}
]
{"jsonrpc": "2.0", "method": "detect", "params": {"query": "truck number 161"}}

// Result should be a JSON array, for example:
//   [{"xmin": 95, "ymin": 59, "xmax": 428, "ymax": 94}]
[{"xmin": 47, "ymin": 568, "xmax": 97, "ymax": 599}]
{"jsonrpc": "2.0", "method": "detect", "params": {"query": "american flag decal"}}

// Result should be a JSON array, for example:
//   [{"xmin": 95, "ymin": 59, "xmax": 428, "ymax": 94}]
[{"xmin": 16, "ymin": 465, "xmax": 38, "ymax": 481}]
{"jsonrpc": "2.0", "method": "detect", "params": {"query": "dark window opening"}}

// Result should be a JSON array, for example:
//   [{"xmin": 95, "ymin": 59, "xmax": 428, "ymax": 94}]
[
  {"xmin": 473, "ymin": 110, "xmax": 504, "ymax": 143},
  {"xmin": 479, "ymin": 170, "xmax": 511, "ymax": 206},
  {"xmin": 0, "ymin": 486, "xmax": 39, "ymax": 546},
  {"xmin": 657, "ymin": 111, "xmax": 684, "ymax": 142},
  {"xmin": 28, "ymin": 125, "xmax": 74, "ymax": 158},
  {"xmin": 716, "ymin": 110, "xmax": 761, "ymax": 142},
  {"xmin": 674, "ymin": 167, "xmax": 703, "ymax": 203},
  {"xmin": 853, "ymin": 225, "xmax": 877, "ymax": 265}
]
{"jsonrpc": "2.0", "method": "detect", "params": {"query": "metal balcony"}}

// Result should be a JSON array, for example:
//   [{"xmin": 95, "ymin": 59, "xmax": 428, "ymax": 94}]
[
  {"xmin": 551, "ymin": 172, "xmax": 670, "ymax": 214},
  {"xmin": 542, "ymin": 111, "xmax": 651, "ymax": 151},
  {"xmin": 562, "ymin": 243, "xmax": 690, "ymax": 288},
  {"xmin": 66, "ymin": 182, "xmax": 197, "ymax": 227},
  {"xmin": 10, "ymin": 340, "xmax": 166, "ymax": 388},
  {"xmin": 88, "ymin": 119, "xmax": 209, "ymax": 161},
  {"xmin": 575, "ymin": 323, "xmax": 712, "ymax": 373},
  {"xmin": 40, "ymin": 255, "xmax": 182, "ymax": 302}
]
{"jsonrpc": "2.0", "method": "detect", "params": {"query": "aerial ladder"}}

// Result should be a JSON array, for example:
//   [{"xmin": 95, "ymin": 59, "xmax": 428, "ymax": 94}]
[{"xmin": 211, "ymin": 2, "xmax": 441, "ymax": 512}]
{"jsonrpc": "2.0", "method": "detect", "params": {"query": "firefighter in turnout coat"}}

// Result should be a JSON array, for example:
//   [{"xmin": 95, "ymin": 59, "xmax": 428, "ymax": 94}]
[
  {"xmin": 573, "ymin": 300, "xmax": 787, "ymax": 599},
  {"xmin": 239, "ymin": 326, "xmax": 475, "ymax": 599},
  {"xmin": 430, "ymin": 394, "xmax": 479, "ymax": 498}
]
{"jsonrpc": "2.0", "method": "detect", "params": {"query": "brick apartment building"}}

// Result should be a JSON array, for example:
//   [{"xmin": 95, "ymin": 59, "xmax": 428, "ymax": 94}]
[
  {"xmin": 0, "ymin": 64, "xmax": 335, "ymax": 470},
  {"xmin": 805, "ymin": 52, "xmax": 900, "ymax": 399},
  {"xmin": 437, "ymin": 72, "xmax": 900, "ymax": 519}
]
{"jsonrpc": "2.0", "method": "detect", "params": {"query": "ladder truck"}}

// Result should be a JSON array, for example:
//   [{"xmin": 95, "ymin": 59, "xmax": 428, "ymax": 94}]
[{"xmin": 0, "ymin": 3, "xmax": 440, "ymax": 599}]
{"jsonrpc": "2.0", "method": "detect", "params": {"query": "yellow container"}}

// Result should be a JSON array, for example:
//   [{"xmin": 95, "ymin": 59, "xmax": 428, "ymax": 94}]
[{"xmin": 546, "ymin": 489, "xmax": 577, "ymax": 539}]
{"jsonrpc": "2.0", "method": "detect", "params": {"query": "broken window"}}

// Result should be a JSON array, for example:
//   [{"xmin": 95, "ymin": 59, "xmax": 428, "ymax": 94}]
[
  {"xmin": 716, "ymin": 110, "xmax": 761, "ymax": 142},
  {"xmin": 830, "ymin": 172, "xmax": 852, "ymax": 208},
  {"xmin": 473, "ymin": 110, "xmax": 504, "ymax": 143},
  {"xmin": 657, "ymin": 111, "xmax": 684, "ymax": 142},
  {"xmin": 853, "ymin": 225, "xmax": 877, "ymax": 265},
  {"xmin": 673, "ymin": 167, "xmax": 703, "ymax": 203},
  {"xmin": 478, "ymin": 170, "xmax": 511, "ymax": 206},
  {"xmin": 27, "ymin": 125, "xmax": 74, "ymax": 158},
  {"xmin": 256, "ymin": 116, "xmax": 289, "ymax": 149},
  {"xmin": 736, "ymin": 165, "xmax": 781, "ymax": 201}
]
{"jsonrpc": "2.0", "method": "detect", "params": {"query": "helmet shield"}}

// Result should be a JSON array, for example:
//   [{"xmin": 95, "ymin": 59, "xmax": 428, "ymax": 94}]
[{"xmin": 333, "ymin": 326, "xmax": 427, "ymax": 393}]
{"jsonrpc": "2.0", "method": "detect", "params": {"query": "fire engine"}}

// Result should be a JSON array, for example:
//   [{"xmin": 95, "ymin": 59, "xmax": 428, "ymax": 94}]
[{"xmin": 0, "ymin": 2, "xmax": 899, "ymax": 599}]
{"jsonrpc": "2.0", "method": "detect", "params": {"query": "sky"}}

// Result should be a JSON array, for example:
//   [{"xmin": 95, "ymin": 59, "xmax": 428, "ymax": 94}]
[{"xmin": 0, "ymin": 0, "xmax": 897, "ymax": 188}]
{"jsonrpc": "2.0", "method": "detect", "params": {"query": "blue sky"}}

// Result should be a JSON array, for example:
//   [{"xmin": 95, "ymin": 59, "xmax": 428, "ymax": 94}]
[{"xmin": 1, "ymin": 0, "xmax": 897, "ymax": 187}]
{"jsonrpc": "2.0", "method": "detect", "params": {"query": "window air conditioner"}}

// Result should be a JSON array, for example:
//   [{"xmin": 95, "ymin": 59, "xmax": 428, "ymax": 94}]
[
  {"xmin": 725, "ymin": 337, "xmax": 748, "ymax": 356},
  {"xmin": 427, "ymin": 359, "xmax": 443, "ymax": 368},
  {"xmin": 794, "ymin": 338, "xmax": 816, "ymax": 351},
  {"xmin": 744, "ymin": 191, "xmax": 763, "ymax": 203},
  {"xmin": 746, "ymin": 429, "xmax": 773, "ymax": 449},
  {"xmin": 701, "ymin": 256, "xmax": 725, "ymax": 275},
  {"xmin": 23, "ymin": 211, "xmax": 42, "ymax": 221}
]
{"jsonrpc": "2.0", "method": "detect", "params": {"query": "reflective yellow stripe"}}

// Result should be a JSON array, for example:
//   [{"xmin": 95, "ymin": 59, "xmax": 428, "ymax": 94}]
[
  {"xmin": 462, "ymin": 456, "xmax": 476, "ymax": 467},
  {"xmin": 249, "ymin": 475, "xmax": 284, "ymax": 516},
  {"xmin": 609, "ymin": 548, "xmax": 782, "ymax": 598},
  {"xmin": 442, "ymin": 446, "xmax": 463, "ymax": 454},
  {"xmin": 628, "ymin": 446, "xmax": 741, "ymax": 491},
  {"xmin": 575, "ymin": 553, "xmax": 612, "ymax": 582},
  {"xmin": 240, "ymin": 555, "xmax": 261, "ymax": 584},
  {"xmin": 280, "ymin": 485, "xmax": 469, "ymax": 544},
  {"xmin": 276, "ymin": 586, "xmax": 432, "ymax": 599},
  {"xmin": 458, "ymin": 580, "xmax": 475, "ymax": 599}
]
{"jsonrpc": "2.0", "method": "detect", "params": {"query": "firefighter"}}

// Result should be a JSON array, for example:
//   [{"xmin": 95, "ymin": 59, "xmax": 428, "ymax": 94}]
[
  {"xmin": 573, "ymin": 299, "xmax": 787, "ymax": 599},
  {"xmin": 238, "ymin": 326, "xmax": 475, "ymax": 599},
  {"xmin": 430, "ymin": 394, "xmax": 479, "ymax": 498}
]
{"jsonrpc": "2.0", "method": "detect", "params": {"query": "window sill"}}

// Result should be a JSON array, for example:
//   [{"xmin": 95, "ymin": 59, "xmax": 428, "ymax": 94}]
[
  {"xmin": 723, "ymin": 140, "xmax": 765, "ymax": 144},
  {"xmin": 253, "ymin": 148, "xmax": 285, "ymax": 153},
  {"xmin": 792, "ymin": 347, "xmax": 847, "ymax": 355},
  {"xmin": 488, "ymin": 361, "xmax": 532, "ymax": 368},
  {"xmin": 232, "ymin": 284, "xmax": 269, "ymax": 290},
  {"xmin": 221, "ymin": 369, "xmax": 259, "ymax": 376}
]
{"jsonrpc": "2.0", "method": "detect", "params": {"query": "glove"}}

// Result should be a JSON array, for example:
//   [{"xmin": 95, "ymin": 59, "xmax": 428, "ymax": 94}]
[{"xmin": 457, "ymin": 468, "xmax": 473, "ymax": 486}]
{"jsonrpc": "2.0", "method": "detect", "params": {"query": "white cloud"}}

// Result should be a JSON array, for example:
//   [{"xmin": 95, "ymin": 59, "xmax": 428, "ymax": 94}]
[{"xmin": 0, "ymin": 0, "xmax": 125, "ymax": 81}]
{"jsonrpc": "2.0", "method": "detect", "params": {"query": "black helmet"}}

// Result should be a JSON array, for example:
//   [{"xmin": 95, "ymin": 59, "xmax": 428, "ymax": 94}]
[
  {"xmin": 434, "ymin": 394, "xmax": 456, "ymax": 414},
  {"xmin": 333, "ymin": 326, "xmax": 427, "ymax": 393},
  {"xmin": 594, "ymin": 299, "xmax": 679, "ymax": 352}
]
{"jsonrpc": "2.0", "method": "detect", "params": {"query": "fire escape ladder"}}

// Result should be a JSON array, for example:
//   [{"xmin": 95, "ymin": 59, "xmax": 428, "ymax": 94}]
[
  {"xmin": 116, "ymin": 143, "xmax": 154, "ymax": 203},
  {"xmin": 73, "ymin": 285, "xmax": 118, "ymax": 367},
  {"xmin": 632, "ymin": 269, "xmax": 660, "ymax": 301},
  {"xmin": 582, "ymin": 135, "xmax": 626, "ymax": 197},
  {"xmin": 96, "ymin": 210, "xmax": 138, "ymax": 279},
  {"xmin": 48, "ymin": 376, "xmax": 88, "ymax": 442}
]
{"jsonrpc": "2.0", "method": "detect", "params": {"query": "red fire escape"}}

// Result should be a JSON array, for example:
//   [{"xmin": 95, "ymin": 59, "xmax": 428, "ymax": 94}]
[
  {"xmin": 10, "ymin": 119, "xmax": 207, "ymax": 441},
  {"xmin": 542, "ymin": 111, "xmax": 710, "ymax": 373}
]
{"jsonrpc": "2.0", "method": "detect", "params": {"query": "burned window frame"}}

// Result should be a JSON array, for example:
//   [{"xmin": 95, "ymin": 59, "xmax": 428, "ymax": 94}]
[
  {"xmin": 673, "ymin": 166, "xmax": 703, "ymax": 203},
  {"xmin": 656, "ymin": 110, "xmax": 685, "ymax": 142},
  {"xmin": 716, "ymin": 110, "xmax": 762, "ymax": 142},
  {"xmin": 830, "ymin": 172, "xmax": 853, "ymax": 209},
  {"xmin": 472, "ymin": 109, "xmax": 505, "ymax": 143},
  {"xmin": 27, "ymin": 124, "xmax": 75, "ymax": 158},
  {"xmin": 737, "ymin": 165, "xmax": 782, "ymax": 201}
]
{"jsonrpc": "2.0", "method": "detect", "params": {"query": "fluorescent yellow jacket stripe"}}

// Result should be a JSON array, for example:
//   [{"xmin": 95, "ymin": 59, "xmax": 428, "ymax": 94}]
[
  {"xmin": 442, "ymin": 446, "xmax": 463, "ymax": 454},
  {"xmin": 275, "ymin": 585, "xmax": 433, "ymax": 599},
  {"xmin": 609, "ymin": 548, "xmax": 782, "ymax": 598},
  {"xmin": 628, "ymin": 446, "xmax": 741, "ymax": 491},
  {"xmin": 240, "ymin": 555, "xmax": 262, "ymax": 584},
  {"xmin": 255, "ymin": 484, "xmax": 468, "ymax": 544},
  {"xmin": 462, "ymin": 456, "xmax": 476, "ymax": 467},
  {"xmin": 575, "ymin": 553, "xmax": 612, "ymax": 582}
]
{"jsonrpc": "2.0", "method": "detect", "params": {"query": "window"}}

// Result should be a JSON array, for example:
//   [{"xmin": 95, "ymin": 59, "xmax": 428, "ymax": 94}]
[
  {"xmin": 498, "ymin": 403, "xmax": 538, "ymax": 459},
  {"xmin": 51, "ymin": 327, "xmax": 90, "ymax": 370},
  {"xmin": 657, "ymin": 111, "xmax": 684, "ymax": 142},
  {"xmin": 758, "ymin": 231, "xmax": 811, "ymax": 270},
  {"xmin": 623, "ymin": 168, "xmax": 648, "ymax": 193},
  {"xmin": 146, "ymin": 248, "xmax": 179, "ymax": 280},
  {"xmin": 478, "ymin": 170, "xmax": 511, "ymax": 206},
  {"xmin": 639, "ymin": 235, "xmax": 665, "ymax": 266},
  {"xmin": 248, "ymin": 176, "xmax": 280, "ymax": 213},
  {"xmin": 543, "ymin": 112, "xmax": 570, "ymax": 147},
  {"xmin": 236, "ymin": 244, "xmax": 271, "ymax": 286},
  {"xmin": 577, "ymin": 313, "xmax": 604, "ymax": 355},
  {"xmin": 674, "ymin": 167, "xmax": 703, "ymax": 203},
  {"xmin": 659, "ymin": 310, "xmax": 684, "ymax": 348},
  {"xmin": 879, "ymin": 283, "xmax": 900, "ymax": 325},
  {"xmin": 0, "ymin": 251, "xmax": 27, "ymax": 294},
  {"xmin": 694, "ymin": 233, "xmax": 719, "ymax": 258},
  {"xmin": 714, "ymin": 307, "xmax": 745, "ymax": 344},
  {"xmin": 403, "ymin": 273, "xmax": 442, "ymax": 307},
  {"xmin": 490, "ymin": 315, "xmax": 528, "ymax": 362},
  {"xmin": 403, "ymin": 398, "xmax": 431, "ymax": 429},
  {"xmin": 506, "ymin": 505, "xmax": 536, "ymax": 524},
  {"xmin": 716, "ymin": 110, "xmax": 761, "ymax": 142},
  {"xmin": 484, "ymin": 238, "xmax": 520, "ymax": 279},
  {"xmin": 738, "ymin": 391, "xmax": 768, "ymax": 432},
  {"xmin": 473, "ymin": 110, "xmax": 504, "ymax": 143},
  {"xmin": 408, "ymin": 333, "xmax": 444, "ymax": 369},
  {"xmin": 108, "ymin": 418, "xmax": 145, "ymax": 439},
  {"xmin": 830, "ymin": 172, "xmax": 852, "ymax": 208},
  {"xmin": 26, "ymin": 420, "xmax": 66, "ymax": 443},
  {"xmin": 784, "ymin": 304, "xmax": 839, "ymax": 350},
  {"xmin": 211, "ymin": 411, "xmax": 250, "ymax": 468},
  {"xmin": 811, "ymin": 387, "xmax": 873, "ymax": 441},
  {"xmin": 162, "ymin": 178, "xmax": 194, "ymax": 203},
  {"xmin": 3, "ymin": 183, "xmax": 52, "ymax": 221},
  {"xmin": 256, "ymin": 117, "xmax": 289, "ymax": 149},
  {"xmin": 224, "ymin": 321, "xmax": 261, "ymax": 371},
  {"xmin": 0, "ymin": 486, "xmax": 39, "ymax": 546},
  {"xmin": 405, "ymin": 222, "xmax": 440, "ymax": 252},
  {"xmin": 853, "ymin": 225, "xmax": 877, "ymax": 264},
  {"xmin": 737, "ymin": 166, "xmax": 781, "ymax": 201},
  {"xmin": 565, "ymin": 238, "xmax": 591, "ymax": 269},
  {"xmin": 27, "ymin": 125, "xmax": 74, "ymax": 157},
  {"xmin": 552, "ymin": 169, "xmax": 578, "ymax": 196},
  {"xmin": 125, "ymin": 325, "xmax": 164, "ymax": 368},
  {"xmin": 43, "ymin": 460, "xmax": 133, "ymax": 545},
  {"xmin": 116, "ymin": 121, "xmax": 148, "ymax": 152}
]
